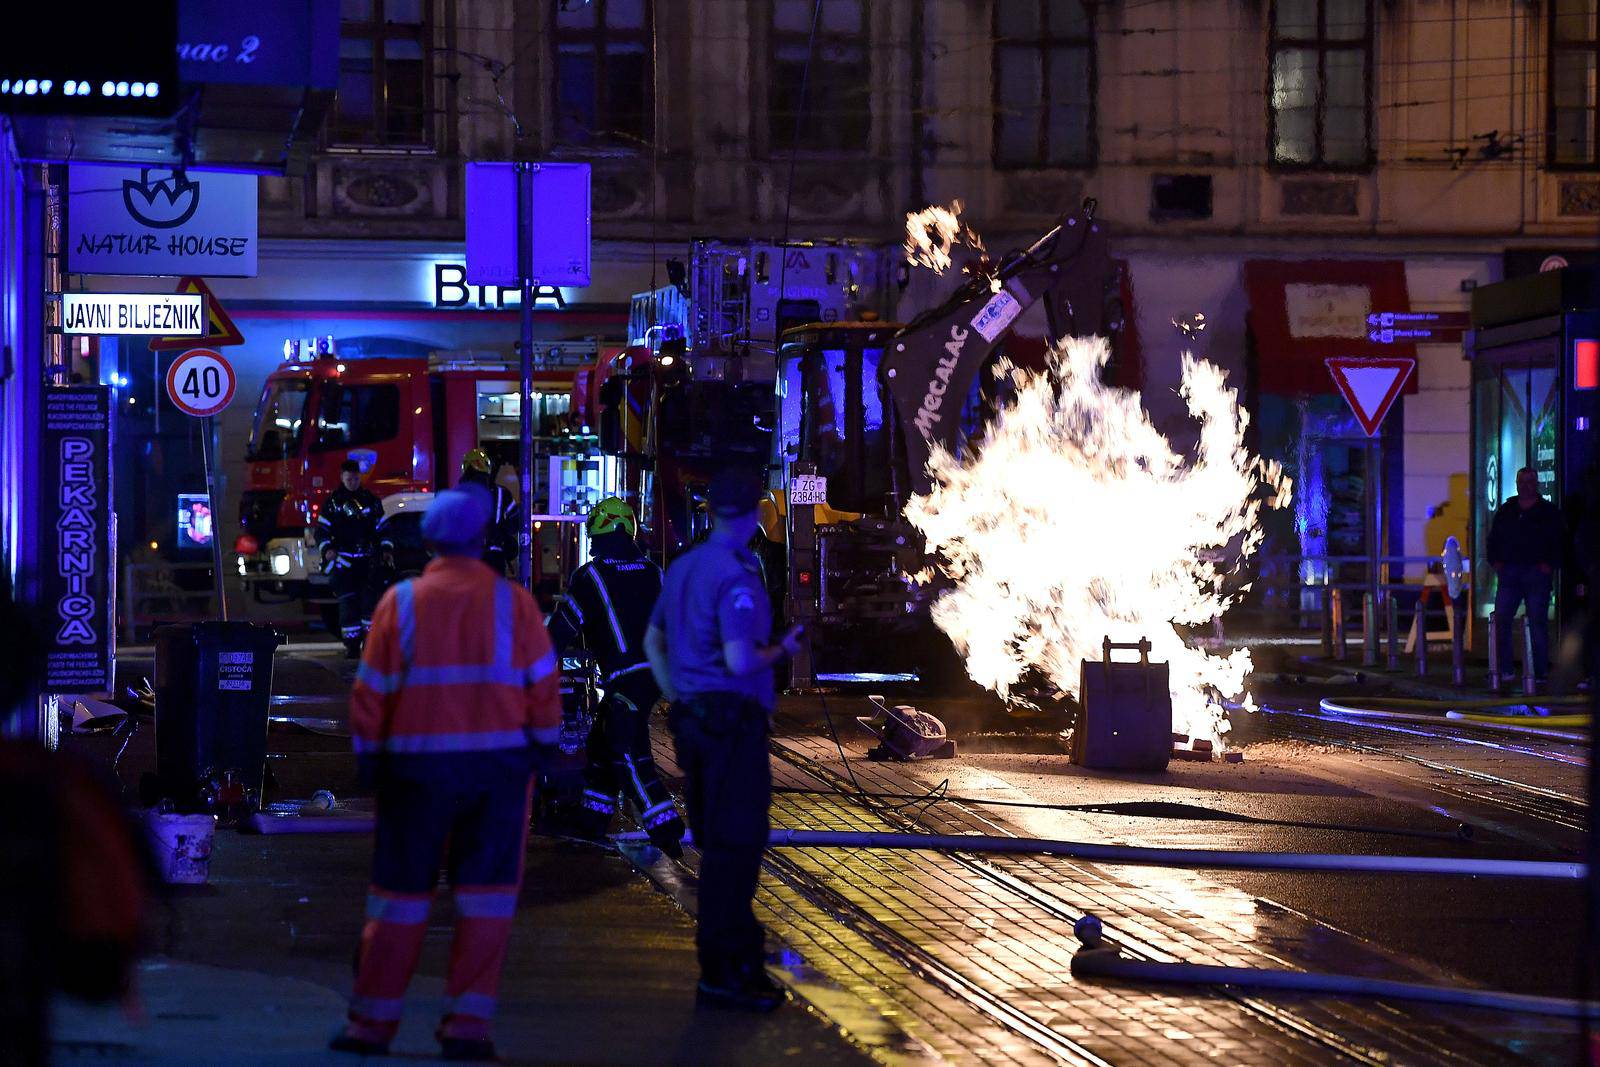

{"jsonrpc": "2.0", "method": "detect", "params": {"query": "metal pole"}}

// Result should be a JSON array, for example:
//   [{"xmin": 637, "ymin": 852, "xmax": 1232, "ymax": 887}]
[
  {"xmin": 1451, "ymin": 597, "xmax": 1466, "ymax": 687},
  {"xmin": 517, "ymin": 163, "xmax": 535, "ymax": 592},
  {"xmin": 1487, "ymin": 611, "xmax": 1500, "ymax": 692},
  {"xmin": 1362, "ymin": 592, "xmax": 1378, "ymax": 667},
  {"xmin": 1386, "ymin": 594, "xmax": 1401, "ymax": 671},
  {"xmin": 201, "ymin": 415, "xmax": 227, "ymax": 621},
  {"xmin": 1320, "ymin": 584, "xmax": 1333, "ymax": 658},
  {"xmin": 1332, "ymin": 588, "xmax": 1347, "ymax": 661},
  {"xmin": 1366, "ymin": 438, "xmax": 1382, "ymax": 653},
  {"xmin": 1522, "ymin": 617, "xmax": 1538, "ymax": 696},
  {"xmin": 1413, "ymin": 599, "xmax": 1428, "ymax": 678}
]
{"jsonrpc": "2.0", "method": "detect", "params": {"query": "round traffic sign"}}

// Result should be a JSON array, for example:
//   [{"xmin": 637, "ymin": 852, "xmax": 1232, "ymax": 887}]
[{"xmin": 166, "ymin": 348, "xmax": 236, "ymax": 417}]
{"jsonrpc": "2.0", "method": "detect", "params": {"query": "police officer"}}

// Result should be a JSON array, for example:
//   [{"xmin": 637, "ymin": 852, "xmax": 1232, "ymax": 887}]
[
  {"xmin": 644, "ymin": 467, "xmax": 803, "ymax": 1012},
  {"xmin": 459, "ymin": 449, "xmax": 518, "ymax": 576},
  {"xmin": 548, "ymin": 498, "xmax": 685, "ymax": 855},
  {"xmin": 333, "ymin": 490, "xmax": 562, "ymax": 1060},
  {"xmin": 317, "ymin": 460, "xmax": 386, "ymax": 656}
]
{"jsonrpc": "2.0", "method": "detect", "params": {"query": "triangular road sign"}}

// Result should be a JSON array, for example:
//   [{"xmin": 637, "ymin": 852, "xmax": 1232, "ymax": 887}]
[
  {"xmin": 1326, "ymin": 357, "xmax": 1415, "ymax": 436},
  {"xmin": 149, "ymin": 277, "xmax": 245, "ymax": 350}
]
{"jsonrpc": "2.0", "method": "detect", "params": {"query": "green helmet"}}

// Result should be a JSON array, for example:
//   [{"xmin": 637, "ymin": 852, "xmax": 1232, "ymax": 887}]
[{"xmin": 586, "ymin": 497, "xmax": 637, "ymax": 538}]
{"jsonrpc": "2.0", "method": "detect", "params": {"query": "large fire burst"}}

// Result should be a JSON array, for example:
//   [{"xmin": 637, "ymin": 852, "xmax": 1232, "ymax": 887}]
[{"xmin": 903, "ymin": 337, "xmax": 1289, "ymax": 749}]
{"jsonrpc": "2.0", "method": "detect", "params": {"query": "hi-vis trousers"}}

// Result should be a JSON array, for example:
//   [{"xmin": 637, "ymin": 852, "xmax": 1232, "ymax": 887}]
[{"xmin": 346, "ymin": 749, "xmax": 533, "ymax": 1044}]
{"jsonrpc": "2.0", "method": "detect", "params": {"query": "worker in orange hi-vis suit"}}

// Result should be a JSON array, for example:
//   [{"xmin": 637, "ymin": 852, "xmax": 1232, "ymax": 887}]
[{"xmin": 330, "ymin": 489, "xmax": 562, "ymax": 1063}]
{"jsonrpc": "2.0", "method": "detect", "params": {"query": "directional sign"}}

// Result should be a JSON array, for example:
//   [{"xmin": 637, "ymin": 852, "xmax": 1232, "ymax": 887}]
[
  {"xmin": 1367, "ymin": 327, "xmax": 1466, "ymax": 344},
  {"xmin": 149, "ymin": 276, "xmax": 245, "ymax": 350},
  {"xmin": 1364, "ymin": 310, "xmax": 1469, "ymax": 345},
  {"xmin": 1326, "ymin": 357, "xmax": 1415, "ymax": 437},
  {"xmin": 166, "ymin": 348, "xmax": 236, "ymax": 418}
]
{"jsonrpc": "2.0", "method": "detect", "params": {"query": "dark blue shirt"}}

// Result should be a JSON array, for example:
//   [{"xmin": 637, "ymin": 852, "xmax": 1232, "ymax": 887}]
[{"xmin": 650, "ymin": 538, "xmax": 774, "ymax": 710}]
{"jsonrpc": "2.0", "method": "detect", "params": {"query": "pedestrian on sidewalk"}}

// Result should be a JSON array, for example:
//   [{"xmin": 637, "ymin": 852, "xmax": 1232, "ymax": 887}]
[
  {"xmin": 547, "ymin": 497, "xmax": 686, "ymax": 854},
  {"xmin": 1488, "ymin": 466, "xmax": 1565, "ymax": 687},
  {"xmin": 644, "ymin": 466, "xmax": 804, "ymax": 1013},
  {"xmin": 333, "ymin": 489, "xmax": 562, "ymax": 1061},
  {"xmin": 317, "ymin": 460, "xmax": 386, "ymax": 657}
]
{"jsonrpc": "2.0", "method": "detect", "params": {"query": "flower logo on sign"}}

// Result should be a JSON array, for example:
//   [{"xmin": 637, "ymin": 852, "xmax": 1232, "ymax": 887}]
[{"xmin": 122, "ymin": 168, "xmax": 201, "ymax": 229}]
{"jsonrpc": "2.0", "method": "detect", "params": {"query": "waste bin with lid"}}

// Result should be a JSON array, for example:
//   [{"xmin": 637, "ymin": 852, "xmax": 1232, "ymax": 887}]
[{"xmin": 154, "ymin": 622, "xmax": 283, "ymax": 813}]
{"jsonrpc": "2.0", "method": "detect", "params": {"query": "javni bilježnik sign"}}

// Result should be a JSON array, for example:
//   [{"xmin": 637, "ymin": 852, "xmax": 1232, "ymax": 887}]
[{"xmin": 41, "ymin": 386, "xmax": 114, "ymax": 691}]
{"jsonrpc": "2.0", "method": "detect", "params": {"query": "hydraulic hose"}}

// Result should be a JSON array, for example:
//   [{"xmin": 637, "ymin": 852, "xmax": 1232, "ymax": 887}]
[
  {"xmin": 611, "ymin": 828, "xmax": 1582, "ymax": 880},
  {"xmin": 1071, "ymin": 947, "xmax": 1598, "ymax": 1020},
  {"xmin": 1314, "ymin": 696, "xmax": 1589, "ymax": 737}
]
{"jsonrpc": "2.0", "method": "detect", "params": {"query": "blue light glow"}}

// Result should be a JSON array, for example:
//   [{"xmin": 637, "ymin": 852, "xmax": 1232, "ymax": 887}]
[
  {"xmin": 39, "ymin": 80, "xmax": 51, "ymax": 94},
  {"xmin": 101, "ymin": 81, "xmax": 115, "ymax": 96},
  {"xmin": 114, "ymin": 82, "xmax": 129, "ymax": 97},
  {"xmin": 146, "ymin": 82, "xmax": 159, "ymax": 97},
  {"xmin": 130, "ymin": 82, "xmax": 144, "ymax": 97},
  {"xmin": 1, "ymin": 81, "xmax": 9, "ymax": 94},
  {"xmin": 23, "ymin": 79, "xmax": 37, "ymax": 95},
  {"xmin": 63, "ymin": 82, "xmax": 75, "ymax": 96}
]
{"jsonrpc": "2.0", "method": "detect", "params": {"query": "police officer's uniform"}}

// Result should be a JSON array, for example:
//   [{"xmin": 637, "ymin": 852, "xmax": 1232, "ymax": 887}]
[
  {"xmin": 316, "ymin": 476, "xmax": 386, "ymax": 653},
  {"xmin": 649, "ymin": 473, "xmax": 784, "ymax": 1008},
  {"xmin": 548, "ymin": 522, "xmax": 684, "ymax": 853}
]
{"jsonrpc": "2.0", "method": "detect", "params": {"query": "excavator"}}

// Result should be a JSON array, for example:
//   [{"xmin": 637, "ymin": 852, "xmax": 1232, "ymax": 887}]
[{"xmin": 769, "ymin": 202, "xmax": 1120, "ymax": 685}]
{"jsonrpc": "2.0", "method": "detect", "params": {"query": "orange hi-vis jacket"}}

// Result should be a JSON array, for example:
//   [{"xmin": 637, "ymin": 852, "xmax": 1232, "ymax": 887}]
[{"xmin": 352, "ymin": 556, "xmax": 561, "ymax": 755}]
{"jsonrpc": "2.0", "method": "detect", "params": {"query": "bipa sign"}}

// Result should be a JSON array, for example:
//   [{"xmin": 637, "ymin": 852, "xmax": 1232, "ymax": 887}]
[{"xmin": 68, "ymin": 163, "xmax": 259, "ymax": 277}]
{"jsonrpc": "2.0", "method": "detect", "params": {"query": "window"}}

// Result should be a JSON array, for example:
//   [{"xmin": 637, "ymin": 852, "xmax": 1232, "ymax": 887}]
[
  {"xmin": 314, "ymin": 383, "xmax": 401, "ymax": 450},
  {"xmin": 769, "ymin": 0, "xmax": 871, "ymax": 154},
  {"xmin": 330, "ymin": 0, "xmax": 429, "ymax": 146},
  {"xmin": 1551, "ymin": 0, "xmax": 1600, "ymax": 167},
  {"xmin": 993, "ymin": 1, "xmax": 1095, "ymax": 168},
  {"xmin": 554, "ymin": 0, "xmax": 653, "ymax": 147},
  {"xmin": 1269, "ymin": 0, "xmax": 1372, "ymax": 169},
  {"xmin": 247, "ymin": 380, "xmax": 309, "ymax": 461}
]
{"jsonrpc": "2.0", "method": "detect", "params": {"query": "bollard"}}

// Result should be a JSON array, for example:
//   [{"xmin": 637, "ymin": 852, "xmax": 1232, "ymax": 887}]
[
  {"xmin": 1386, "ymin": 595, "xmax": 1401, "ymax": 671},
  {"xmin": 1521, "ymin": 617, "xmax": 1537, "ymax": 696},
  {"xmin": 1413, "ymin": 599, "xmax": 1429, "ymax": 678},
  {"xmin": 1331, "ymin": 589, "xmax": 1347, "ymax": 661},
  {"xmin": 1362, "ymin": 592, "xmax": 1379, "ymax": 667},
  {"xmin": 1320, "ymin": 586, "xmax": 1333, "ymax": 658},
  {"xmin": 1487, "ymin": 611, "xmax": 1500, "ymax": 691},
  {"xmin": 1451, "ymin": 601, "xmax": 1466, "ymax": 687}
]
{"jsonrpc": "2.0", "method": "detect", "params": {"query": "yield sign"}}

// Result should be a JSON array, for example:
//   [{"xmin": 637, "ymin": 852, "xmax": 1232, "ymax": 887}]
[
  {"xmin": 1326, "ymin": 357, "xmax": 1416, "ymax": 436},
  {"xmin": 149, "ymin": 276, "xmax": 245, "ymax": 350}
]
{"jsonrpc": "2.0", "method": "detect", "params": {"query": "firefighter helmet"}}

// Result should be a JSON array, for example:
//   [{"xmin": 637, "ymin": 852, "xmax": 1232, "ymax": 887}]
[
  {"xmin": 461, "ymin": 448, "xmax": 492, "ymax": 475},
  {"xmin": 586, "ymin": 497, "xmax": 637, "ymax": 538}
]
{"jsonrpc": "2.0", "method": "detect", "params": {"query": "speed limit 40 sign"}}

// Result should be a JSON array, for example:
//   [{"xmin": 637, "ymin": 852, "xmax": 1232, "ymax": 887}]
[{"xmin": 166, "ymin": 348, "xmax": 236, "ymax": 417}]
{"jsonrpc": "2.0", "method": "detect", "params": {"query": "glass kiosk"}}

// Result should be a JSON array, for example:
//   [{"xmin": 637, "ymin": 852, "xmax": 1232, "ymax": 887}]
[{"xmin": 1467, "ymin": 267, "xmax": 1600, "ymax": 623}]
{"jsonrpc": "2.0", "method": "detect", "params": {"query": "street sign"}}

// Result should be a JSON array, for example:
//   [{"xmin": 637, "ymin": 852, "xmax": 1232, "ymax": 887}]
[
  {"xmin": 165, "ymin": 348, "xmax": 236, "ymax": 417},
  {"xmin": 1364, "ymin": 310, "xmax": 1468, "ymax": 345},
  {"xmin": 1326, "ymin": 357, "xmax": 1416, "ymax": 437},
  {"xmin": 61, "ymin": 292, "xmax": 206, "ymax": 336},
  {"xmin": 40, "ymin": 386, "xmax": 114, "ymax": 692},
  {"xmin": 465, "ymin": 160, "xmax": 591, "ymax": 286},
  {"xmin": 149, "ymin": 277, "xmax": 245, "ymax": 349}
]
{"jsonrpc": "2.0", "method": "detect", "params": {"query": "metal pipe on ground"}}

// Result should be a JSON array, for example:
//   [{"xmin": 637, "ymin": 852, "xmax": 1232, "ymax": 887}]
[
  {"xmin": 1451, "ymin": 601, "xmax": 1466, "ymax": 687},
  {"xmin": 1070, "ymin": 948, "xmax": 1598, "ymax": 1021},
  {"xmin": 611, "ymin": 829, "xmax": 1583, "ymax": 880}
]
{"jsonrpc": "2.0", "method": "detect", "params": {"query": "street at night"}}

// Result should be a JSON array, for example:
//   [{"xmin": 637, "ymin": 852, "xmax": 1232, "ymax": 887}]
[{"xmin": 2, "ymin": 2, "xmax": 1599, "ymax": 1065}]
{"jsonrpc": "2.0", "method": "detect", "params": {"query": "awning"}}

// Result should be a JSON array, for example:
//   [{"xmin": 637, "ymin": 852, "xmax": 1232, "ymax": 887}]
[{"xmin": 1244, "ymin": 259, "xmax": 1418, "ymax": 395}]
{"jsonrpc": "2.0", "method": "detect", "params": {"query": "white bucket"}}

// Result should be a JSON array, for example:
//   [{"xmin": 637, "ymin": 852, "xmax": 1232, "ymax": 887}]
[{"xmin": 146, "ymin": 813, "xmax": 218, "ymax": 885}]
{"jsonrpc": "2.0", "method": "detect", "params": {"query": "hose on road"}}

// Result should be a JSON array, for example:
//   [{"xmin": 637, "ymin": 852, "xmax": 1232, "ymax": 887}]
[
  {"xmin": 1070, "ymin": 944, "xmax": 1598, "ymax": 1020},
  {"xmin": 1314, "ymin": 695, "xmax": 1590, "ymax": 734},
  {"xmin": 611, "ymin": 828, "xmax": 1582, "ymax": 880}
]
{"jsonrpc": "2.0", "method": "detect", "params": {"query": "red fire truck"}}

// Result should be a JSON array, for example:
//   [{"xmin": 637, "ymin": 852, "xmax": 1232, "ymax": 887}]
[{"xmin": 235, "ymin": 338, "xmax": 612, "ymax": 621}]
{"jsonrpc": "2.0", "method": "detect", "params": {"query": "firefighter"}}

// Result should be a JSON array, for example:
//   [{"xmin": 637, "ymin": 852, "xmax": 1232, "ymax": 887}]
[
  {"xmin": 332, "ymin": 489, "xmax": 561, "ymax": 1061},
  {"xmin": 317, "ymin": 460, "xmax": 386, "ymax": 657},
  {"xmin": 548, "ymin": 498, "xmax": 685, "ymax": 855},
  {"xmin": 644, "ymin": 467, "xmax": 804, "ymax": 1012},
  {"xmin": 458, "ymin": 448, "xmax": 518, "ymax": 576}
]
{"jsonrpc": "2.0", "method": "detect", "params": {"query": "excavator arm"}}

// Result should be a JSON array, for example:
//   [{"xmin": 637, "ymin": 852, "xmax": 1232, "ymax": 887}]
[{"xmin": 880, "ymin": 202, "xmax": 1116, "ymax": 498}]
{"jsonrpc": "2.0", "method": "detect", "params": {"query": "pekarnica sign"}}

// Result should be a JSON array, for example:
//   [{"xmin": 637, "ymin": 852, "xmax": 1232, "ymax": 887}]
[
  {"xmin": 67, "ymin": 164, "xmax": 258, "ymax": 277},
  {"xmin": 40, "ymin": 387, "xmax": 114, "ymax": 691}
]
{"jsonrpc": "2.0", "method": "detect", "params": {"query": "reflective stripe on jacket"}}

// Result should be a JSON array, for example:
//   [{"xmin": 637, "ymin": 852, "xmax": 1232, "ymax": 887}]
[{"xmin": 351, "ymin": 555, "xmax": 561, "ymax": 755}]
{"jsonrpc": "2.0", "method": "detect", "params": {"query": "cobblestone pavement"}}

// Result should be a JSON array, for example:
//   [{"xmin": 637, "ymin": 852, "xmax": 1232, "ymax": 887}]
[{"xmin": 646, "ymin": 707, "xmax": 1581, "ymax": 1066}]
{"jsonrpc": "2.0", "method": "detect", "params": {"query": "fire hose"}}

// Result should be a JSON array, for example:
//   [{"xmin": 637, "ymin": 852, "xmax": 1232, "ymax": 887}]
[
  {"xmin": 1314, "ymin": 694, "xmax": 1590, "ymax": 731},
  {"xmin": 611, "ymin": 827, "xmax": 1581, "ymax": 880}
]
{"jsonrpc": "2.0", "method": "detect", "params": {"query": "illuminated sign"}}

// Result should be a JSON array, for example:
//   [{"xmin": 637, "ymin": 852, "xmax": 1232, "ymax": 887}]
[
  {"xmin": 68, "ymin": 164, "xmax": 259, "ymax": 277},
  {"xmin": 432, "ymin": 263, "xmax": 570, "ymax": 310},
  {"xmin": 1577, "ymin": 339, "xmax": 1599, "ymax": 391},
  {"xmin": 0, "ymin": 4, "xmax": 177, "ymax": 118},
  {"xmin": 62, "ymin": 293, "xmax": 207, "ymax": 336},
  {"xmin": 40, "ymin": 387, "xmax": 114, "ymax": 691}
]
